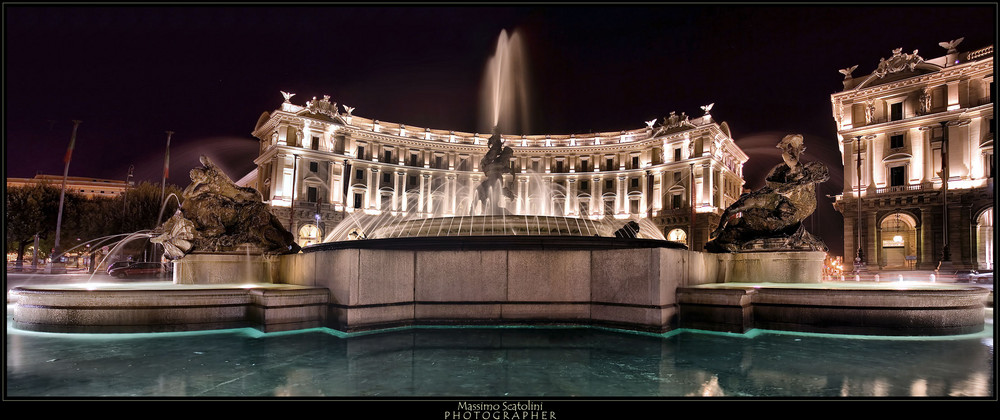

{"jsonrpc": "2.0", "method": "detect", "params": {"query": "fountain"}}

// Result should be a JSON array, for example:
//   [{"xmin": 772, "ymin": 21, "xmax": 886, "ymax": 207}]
[{"xmin": 7, "ymin": 32, "xmax": 990, "ymax": 338}]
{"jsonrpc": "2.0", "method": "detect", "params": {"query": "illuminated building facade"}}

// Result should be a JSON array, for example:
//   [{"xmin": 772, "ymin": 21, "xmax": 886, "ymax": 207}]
[
  {"xmin": 245, "ymin": 94, "xmax": 748, "ymax": 249},
  {"xmin": 6, "ymin": 174, "xmax": 133, "ymax": 199},
  {"xmin": 831, "ymin": 40, "xmax": 994, "ymax": 271}
]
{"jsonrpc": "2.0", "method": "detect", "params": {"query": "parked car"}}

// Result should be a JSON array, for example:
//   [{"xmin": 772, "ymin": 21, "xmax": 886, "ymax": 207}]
[
  {"xmin": 955, "ymin": 270, "xmax": 994, "ymax": 284},
  {"xmin": 106, "ymin": 261, "xmax": 131, "ymax": 275},
  {"xmin": 970, "ymin": 271, "xmax": 993, "ymax": 284},
  {"xmin": 109, "ymin": 262, "xmax": 166, "ymax": 279}
]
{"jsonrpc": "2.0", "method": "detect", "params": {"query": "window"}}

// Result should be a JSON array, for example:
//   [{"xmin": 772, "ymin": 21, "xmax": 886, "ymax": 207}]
[
  {"xmin": 630, "ymin": 178, "xmax": 639, "ymax": 188},
  {"xmin": 890, "ymin": 102, "xmax": 903, "ymax": 121},
  {"xmin": 353, "ymin": 193, "xmax": 363, "ymax": 209},
  {"xmin": 309, "ymin": 162, "xmax": 318, "ymax": 172},
  {"xmin": 356, "ymin": 146, "xmax": 365, "ymax": 159},
  {"xmin": 606, "ymin": 158, "xmax": 614, "ymax": 170},
  {"xmin": 384, "ymin": 150, "xmax": 393, "ymax": 163},
  {"xmin": 435, "ymin": 156, "xmax": 444, "ymax": 169},
  {"xmin": 580, "ymin": 180, "xmax": 589, "ymax": 190},
  {"xmin": 356, "ymin": 169, "xmax": 364, "ymax": 180},
  {"xmin": 674, "ymin": 172, "xmax": 681, "ymax": 183},
  {"xmin": 410, "ymin": 153, "xmax": 420, "ymax": 167},
  {"xmin": 555, "ymin": 160, "xmax": 564, "ymax": 173},
  {"xmin": 409, "ymin": 175, "xmax": 417, "ymax": 187},
  {"xmin": 580, "ymin": 160, "xmax": 589, "ymax": 172},
  {"xmin": 311, "ymin": 136, "xmax": 320, "ymax": 150},
  {"xmin": 672, "ymin": 193, "xmax": 682, "ymax": 209},
  {"xmin": 307, "ymin": 186, "xmax": 318, "ymax": 203},
  {"xmin": 631, "ymin": 156, "xmax": 639, "ymax": 169},
  {"xmin": 890, "ymin": 166, "xmax": 906, "ymax": 187},
  {"xmin": 674, "ymin": 148, "xmax": 682, "ymax": 161},
  {"xmin": 383, "ymin": 173, "xmax": 391, "ymax": 184},
  {"xmin": 605, "ymin": 179, "xmax": 614, "ymax": 190},
  {"xmin": 890, "ymin": 134, "xmax": 904, "ymax": 149}
]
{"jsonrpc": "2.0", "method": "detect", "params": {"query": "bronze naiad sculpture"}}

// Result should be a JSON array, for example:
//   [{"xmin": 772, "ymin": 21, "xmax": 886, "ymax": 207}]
[
  {"xmin": 705, "ymin": 134, "xmax": 829, "ymax": 253},
  {"xmin": 474, "ymin": 126, "xmax": 517, "ymax": 215},
  {"xmin": 152, "ymin": 155, "xmax": 300, "ymax": 259}
]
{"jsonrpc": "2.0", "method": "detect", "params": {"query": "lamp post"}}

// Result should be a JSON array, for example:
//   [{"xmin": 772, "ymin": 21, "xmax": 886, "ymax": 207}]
[
  {"xmin": 853, "ymin": 135, "xmax": 867, "ymax": 272},
  {"xmin": 939, "ymin": 121, "xmax": 952, "ymax": 266},
  {"xmin": 49, "ymin": 120, "xmax": 81, "ymax": 274},
  {"xmin": 289, "ymin": 154, "xmax": 300, "ymax": 240},
  {"xmin": 689, "ymin": 162, "xmax": 696, "ymax": 250}
]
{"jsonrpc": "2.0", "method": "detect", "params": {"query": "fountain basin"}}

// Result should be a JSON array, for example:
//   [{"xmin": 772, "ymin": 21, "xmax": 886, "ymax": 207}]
[
  {"xmin": 8, "ymin": 238, "xmax": 989, "ymax": 336},
  {"xmin": 9, "ymin": 283, "xmax": 329, "ymax": 334},
  {"xmin": 281, "ymin": 236, "xmax": 694, "ymax": 332},
  {"xmin": 678, "ymin": 282, "xmax": 990, "ymax": 335}
]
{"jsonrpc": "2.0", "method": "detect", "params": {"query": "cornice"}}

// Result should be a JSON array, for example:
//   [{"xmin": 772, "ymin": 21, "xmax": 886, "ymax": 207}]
[{"xmin": 833, "ymin": 61, "xmax": 993, "ymax": 102}]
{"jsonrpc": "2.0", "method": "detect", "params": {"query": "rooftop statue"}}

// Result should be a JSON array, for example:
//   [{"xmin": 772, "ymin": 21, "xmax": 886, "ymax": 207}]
[
  {"xmin": 705, "ymin": 134, "xmax": 829, "ymax": 253},
  {"xmin": 152, "ymin": 155, "xmax": 300, "ymax": 259}
]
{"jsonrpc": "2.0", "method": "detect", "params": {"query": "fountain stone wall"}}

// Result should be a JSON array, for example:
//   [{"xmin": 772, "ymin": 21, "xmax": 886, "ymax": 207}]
[
  {"xmin": 276, "ymin": 237, "xmax": 706, "ymax": 333},
  {"xmin": 172, "ymin": 252, "xmax": 280, "ymax": 285}
]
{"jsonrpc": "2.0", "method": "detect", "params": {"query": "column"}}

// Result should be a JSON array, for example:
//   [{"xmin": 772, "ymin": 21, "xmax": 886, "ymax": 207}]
[
  {"xmin": 616, "ymin": 175, "xmax": 625, "ymax": 215},
  {"xmin": 591, "ymin": 176, "xmax": 600, "ymax": 217},
  {"xmin": 640, "ymin": 171, "xmax": 648, "ymax": 216},
  {"xmin": 867, "ymin": 212, "xmax": 879, "ymax": 268},
  {"xmin": 566, "ymin": 178, "xmax": 575, "ymax": 216},
  {"xmin": 919, "ymin": 207, "xmax": 935, "ymax": 269},
  {"xmin": 394, "ymin": 171, "xmax": 405, "ymax": 212},
  {"xmin": 368, "ymin": 167, "xmax": 379, "ymax": 210},
  {"xmin": 702, "ymin": 163, "xmax": 713, "ymax": 208},
  {"xmin": 866, "ymin": 136, "xmax": 877, "ymax": 191}
]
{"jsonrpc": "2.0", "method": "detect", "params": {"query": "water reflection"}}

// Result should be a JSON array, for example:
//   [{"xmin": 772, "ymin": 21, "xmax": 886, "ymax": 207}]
[{"xmin": 6, "ymin": 321, "xmax": 994, "ymax": 398}]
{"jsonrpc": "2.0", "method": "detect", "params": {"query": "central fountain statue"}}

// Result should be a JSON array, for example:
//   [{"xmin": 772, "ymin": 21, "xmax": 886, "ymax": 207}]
[{"xmin": 474, "ymin": 126, "xmax": 517, "ymax": 215}]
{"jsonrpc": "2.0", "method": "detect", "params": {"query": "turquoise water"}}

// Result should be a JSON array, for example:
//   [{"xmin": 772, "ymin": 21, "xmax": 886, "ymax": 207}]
[{"xmin": 6, "ymin": 315, "xmax": 993, "ymax": 398}]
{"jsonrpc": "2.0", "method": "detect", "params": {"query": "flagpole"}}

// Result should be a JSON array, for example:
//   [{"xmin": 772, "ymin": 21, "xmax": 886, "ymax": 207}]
[
  {"xmin": 160, "ymin": 131, "xmax": 173, "ymax": 209},
  {"xmin": 49, "ymin": 119, "xmax": 81, "ymax": 274}
]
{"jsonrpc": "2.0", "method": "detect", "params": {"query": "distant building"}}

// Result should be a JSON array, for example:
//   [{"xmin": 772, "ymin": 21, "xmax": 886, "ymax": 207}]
[
  {"xmin": 831, "ymin": 40, "xmax": 994, "ymax": 271},
  {"xmin": 6, "ymin": 174, "xmax": 133, "ymax": 199},
  {"xmin": 245, "ymin": 95, "xmax": 749, "ymax": 249}
]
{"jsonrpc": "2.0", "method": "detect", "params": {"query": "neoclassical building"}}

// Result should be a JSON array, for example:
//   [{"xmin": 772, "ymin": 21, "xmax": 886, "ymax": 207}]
[
  {"xmin": 831, "ymin": 40, "xmax": 993, "ymax": 271},
  {"xmin": 243, "ymin": 94, "xmax": 748, "ymax": 250}
]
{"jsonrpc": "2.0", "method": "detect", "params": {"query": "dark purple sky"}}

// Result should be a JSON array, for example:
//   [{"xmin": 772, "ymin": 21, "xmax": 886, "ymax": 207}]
[{"xmin": 5, "ymin": 5, "xmax": 996, "ymax": 255}]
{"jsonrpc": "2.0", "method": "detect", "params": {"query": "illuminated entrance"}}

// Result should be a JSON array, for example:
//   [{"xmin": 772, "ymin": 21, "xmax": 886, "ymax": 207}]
[
  {"xmin": 976, "ymin": 207, "xmax": 993, "ymax": 270},
  {"xmin": 879, "ymin": 212, "xmax": 917, "ymax": 269}
]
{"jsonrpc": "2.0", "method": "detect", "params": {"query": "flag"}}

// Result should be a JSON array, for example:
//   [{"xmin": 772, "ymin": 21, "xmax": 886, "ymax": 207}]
[
  {"xmin": 63, "ymin": 134, "xmax": 75, "ymax": 164},
  {"xmin": 163, "ymin": 132, "xmax": 172, "ymax": 179}
]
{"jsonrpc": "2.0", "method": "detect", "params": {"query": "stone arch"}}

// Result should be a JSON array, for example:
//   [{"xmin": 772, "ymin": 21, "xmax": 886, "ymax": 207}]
[
  {"xmin": 974, "ymin": 205, "xmax": 993, "ymax": 270},
  {"xmin": 666, "ymin": 227, "xmax": 687, "ymax": 244},
  {"xmin": 878, "ymin": 211, "xmax": 920, "ymax": 269}
]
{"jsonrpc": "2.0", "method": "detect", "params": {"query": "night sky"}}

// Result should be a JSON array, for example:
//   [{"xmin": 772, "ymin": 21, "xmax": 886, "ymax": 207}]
[{"xmin": 5, "ymin": 5, "xmax": 996, "ymax": 256}]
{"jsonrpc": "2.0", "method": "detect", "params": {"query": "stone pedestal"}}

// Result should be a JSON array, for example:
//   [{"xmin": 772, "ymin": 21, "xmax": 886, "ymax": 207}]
[
  {"xmin": 715, "ymin": 251, "xmax": 826, "ymax": 283},
  {"xmin": 173, "ymin": 253, "xmax": 278, "ymax": 284}
]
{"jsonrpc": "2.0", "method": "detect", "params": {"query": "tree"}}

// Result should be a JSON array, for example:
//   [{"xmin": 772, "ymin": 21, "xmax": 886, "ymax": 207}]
[
  {"xmin": 5, "ymin": 180, "xmax": 184, "ymax": 267},
  {"xmin": 5, "ymin": 183, "xmax": 63, "ymax": 265}
]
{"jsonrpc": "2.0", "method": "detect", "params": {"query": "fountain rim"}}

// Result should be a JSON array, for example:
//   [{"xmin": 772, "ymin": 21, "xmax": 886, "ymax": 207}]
[{"xmin": 303, "ymin": 235, "xmax": 687, "ymax": 252}]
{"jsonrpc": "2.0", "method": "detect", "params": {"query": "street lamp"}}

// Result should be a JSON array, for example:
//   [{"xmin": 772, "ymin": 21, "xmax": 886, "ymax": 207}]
[{"xmin": 854, "ymin": 135, "xmax": 865, "ymax": 272}]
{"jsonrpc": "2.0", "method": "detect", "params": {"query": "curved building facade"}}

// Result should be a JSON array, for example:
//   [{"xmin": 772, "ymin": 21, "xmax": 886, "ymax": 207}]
[
  {"xmin": 831, "ymin": 41, "xmax": 994, "ymax": 271},
  {"xmin": 245, "ymin": 94, "xmax": 748, "ymax": 250}
]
